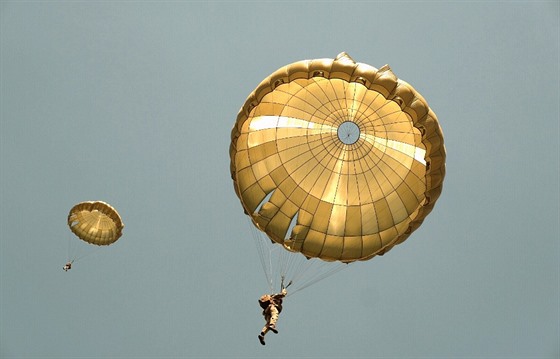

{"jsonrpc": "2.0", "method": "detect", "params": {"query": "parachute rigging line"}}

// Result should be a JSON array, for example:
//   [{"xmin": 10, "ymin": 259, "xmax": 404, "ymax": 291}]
[
  {"xmin": 66, "ymin": 231, "xmax": 102, "ymax": 263},
  {"xmin": 247, "ymin": 218, "xmax": 350, "ymax": 296}
]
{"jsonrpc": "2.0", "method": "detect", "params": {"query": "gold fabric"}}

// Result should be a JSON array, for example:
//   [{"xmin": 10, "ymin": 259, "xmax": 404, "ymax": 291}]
[
  {"xmin": 67, "ymin": 201, "xmax": 124, "ymax": 246},
  {"xmin": 230, "ymin": 52, "xmax": 445, "ymax": 262}
]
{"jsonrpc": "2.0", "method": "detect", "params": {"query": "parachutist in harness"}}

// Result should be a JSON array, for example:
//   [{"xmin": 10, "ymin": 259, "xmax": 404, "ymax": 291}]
[
  {"xmin": 257, "ymin": 279, "xmax": 291, "ymax": 345},
  {"xmin": 63, "ymin": 260, "xmax": 73, "ymax": 271}
]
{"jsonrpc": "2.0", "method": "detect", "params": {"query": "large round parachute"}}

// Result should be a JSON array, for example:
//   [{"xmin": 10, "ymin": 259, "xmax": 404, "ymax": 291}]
[
  {"xmin": 230, "ymin": 52, "xmax": 445, "ymax": 265},
  {"xmin": 67, "ymin": 201, "xmax": 124, "ymax": 246}
]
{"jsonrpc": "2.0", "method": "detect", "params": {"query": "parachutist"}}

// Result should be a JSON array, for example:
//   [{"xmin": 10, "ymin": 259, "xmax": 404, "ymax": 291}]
[
  {"xmin": 258, "ymin": 288, "xmax": 287, "ymax": 345},
  {"xmin": 65, "ymin": 201, "xmax": 124, "ymax": 268}
]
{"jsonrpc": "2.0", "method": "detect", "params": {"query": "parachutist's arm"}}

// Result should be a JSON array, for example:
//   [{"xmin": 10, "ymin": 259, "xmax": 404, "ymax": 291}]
[{"xmin": 272, "ymin": 289, "xmax": 287, "ymax": 299}]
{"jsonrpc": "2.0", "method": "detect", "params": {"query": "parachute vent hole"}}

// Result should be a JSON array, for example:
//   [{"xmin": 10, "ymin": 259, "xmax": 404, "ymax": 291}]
[
  {"xmin": 337, "ymin": 121, "xmax": 360, "ymax": 145},
  {"xmin": 312, "ymin": 71, "xmax": 324, "ymax": 77}
]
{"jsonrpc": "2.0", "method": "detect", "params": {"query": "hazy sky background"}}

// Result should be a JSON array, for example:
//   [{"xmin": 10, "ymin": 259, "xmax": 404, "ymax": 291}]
[{"xmin": 1, "ymin": 1, "xmax": 558, "ymax": 358}]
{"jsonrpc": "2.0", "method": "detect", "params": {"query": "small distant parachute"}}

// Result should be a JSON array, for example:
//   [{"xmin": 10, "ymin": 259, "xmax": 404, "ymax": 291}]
[{"xmin": 67, "ymin": 201, "xmax": 124, "ymax": 245}]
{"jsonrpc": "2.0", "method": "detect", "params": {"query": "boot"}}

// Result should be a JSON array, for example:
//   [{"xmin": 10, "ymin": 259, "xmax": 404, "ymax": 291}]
[{"xmin": 258, "ymin": 334, "xmax": 265, "ymax": 345}]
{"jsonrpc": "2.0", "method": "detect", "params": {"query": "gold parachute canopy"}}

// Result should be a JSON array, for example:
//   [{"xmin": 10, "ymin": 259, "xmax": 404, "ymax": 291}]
[
  {"xmin": 67, "ymin": 201, "xmax": 124, "ymax": 246},
  {"xmin": 230, "ymin": 52, "xmax": 446, "ymax": 263}
]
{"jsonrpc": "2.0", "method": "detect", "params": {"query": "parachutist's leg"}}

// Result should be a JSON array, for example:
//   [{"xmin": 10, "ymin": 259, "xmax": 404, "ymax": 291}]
[
  {"xmin": 268, "ymin": 306, "xmax": 279, "ymax": 333},
  {"xmin": 261, "ymin": 310, "xmax": 272, "ymax": 336},
  {"xmin": 259, "ymin": 313, "xmax": 269, "ymax": 345}
]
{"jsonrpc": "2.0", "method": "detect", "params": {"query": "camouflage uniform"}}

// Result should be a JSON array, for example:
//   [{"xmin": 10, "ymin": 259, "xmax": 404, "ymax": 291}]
[{"xmin": 258, "ymin": 289, "xmax": 286, "ymax": 345}]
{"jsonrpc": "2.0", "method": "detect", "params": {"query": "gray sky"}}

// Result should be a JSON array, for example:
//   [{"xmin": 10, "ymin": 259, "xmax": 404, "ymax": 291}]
[{"xmin": 1, "ymin": 1, "xmax": 558, "ymax": 358}]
